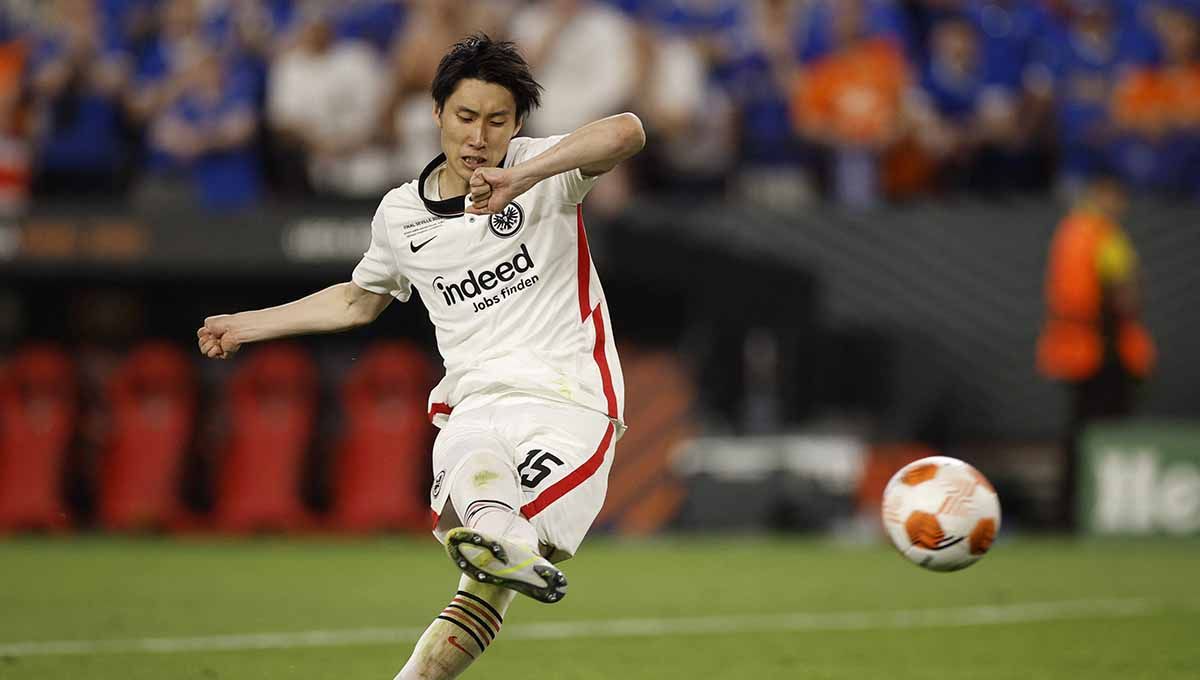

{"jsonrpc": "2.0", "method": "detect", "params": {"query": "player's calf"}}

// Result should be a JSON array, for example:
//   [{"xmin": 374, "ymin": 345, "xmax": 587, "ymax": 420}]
[{"xmin": 394, "ymin": 576, "xmax": 514, "ymax": 680}]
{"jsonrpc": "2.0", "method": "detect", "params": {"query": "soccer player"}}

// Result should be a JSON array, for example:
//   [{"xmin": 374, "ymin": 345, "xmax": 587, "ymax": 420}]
[{"xmin": 196, "ymin": 34, "xmax": 644, "ymax": 679}]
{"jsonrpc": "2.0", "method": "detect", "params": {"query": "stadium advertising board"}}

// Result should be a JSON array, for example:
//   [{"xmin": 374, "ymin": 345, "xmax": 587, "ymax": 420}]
[{"xmin": 1081, "ymin": 423, "xmax": 1200, "ymax": 535}]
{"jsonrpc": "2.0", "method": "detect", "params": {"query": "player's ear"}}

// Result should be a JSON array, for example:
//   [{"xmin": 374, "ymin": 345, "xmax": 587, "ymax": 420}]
[
  {"xmin": 432, "ymin": 105, "xmax": 443, "ymax": 129},
  {"xmin": 513, "ymin": 116, "xmax": 522, "ymax": 138}
]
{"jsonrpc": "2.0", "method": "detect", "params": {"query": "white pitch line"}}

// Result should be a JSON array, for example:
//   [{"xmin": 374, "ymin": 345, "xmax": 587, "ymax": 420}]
[{"xmin": 0, "ymin": 598, "xmax": 1156, "ymax": 658}]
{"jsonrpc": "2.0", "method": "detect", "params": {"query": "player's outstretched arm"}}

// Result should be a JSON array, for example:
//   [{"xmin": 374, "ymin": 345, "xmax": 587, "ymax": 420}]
[
  {"xmin": 196, "ymin": 282, "xmax": 392, "ymax": 359},
  {"xmin": 466, "ymin": 112, "xmax": 646, "ymax": 215}
]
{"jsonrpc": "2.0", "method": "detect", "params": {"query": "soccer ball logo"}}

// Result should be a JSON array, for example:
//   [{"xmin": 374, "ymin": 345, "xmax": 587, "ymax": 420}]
[
  {"xmin": 881, "ymin": 456, "xmax": 1001, "ymax": 572},
  {"xmin": 489, "ymin": 202, "xmax": 524, "ymax": 238}
]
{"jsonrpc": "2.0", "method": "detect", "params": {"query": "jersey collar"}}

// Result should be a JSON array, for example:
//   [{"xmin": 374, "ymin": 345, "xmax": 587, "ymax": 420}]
[
  {"xmin": 418, "ymin": 154, "xmax": 466, "ymax": 218},
  {"xmin": 417, "ymin": 153, "xmax": 508, "ymax": 218}
]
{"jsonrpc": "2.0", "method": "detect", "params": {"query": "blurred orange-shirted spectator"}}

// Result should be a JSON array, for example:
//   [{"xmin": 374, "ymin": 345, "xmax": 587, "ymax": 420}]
[
  {"xmin": 1113, "ymin": 3, "xmax": 1200, "ymax": 133},
  {"xmin": 1109, "ymin": 2, "xmax": 1200, "ymax": 194},
  {"xmin": 790, "ymin": 0, "xmax": 909, "ymax": 207},
  {"xmin": 792, "ymin": 39, "xmax": 908, "ymax": 148},
  {"xmin": 1112, "ymin": 70, "xmax": 1176, "ymax": 140}
]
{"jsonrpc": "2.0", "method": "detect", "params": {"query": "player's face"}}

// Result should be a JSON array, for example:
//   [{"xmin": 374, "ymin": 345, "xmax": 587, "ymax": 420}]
[{"xmin": 434, "ymin": 78, "xmax": 521, "ymax": 188}]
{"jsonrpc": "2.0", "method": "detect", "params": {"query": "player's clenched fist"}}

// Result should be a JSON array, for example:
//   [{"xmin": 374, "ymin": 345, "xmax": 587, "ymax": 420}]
[
  {"xmin": 468, "ymin": 168, "xmax": 494, "ymax": 212},
  {"xmin": 196, "ymin": 315, "xmax": 241, "ymax": 359},
  {"xmin": 466, "ymin": 167, "xmax": 535, "ymax": 215}
]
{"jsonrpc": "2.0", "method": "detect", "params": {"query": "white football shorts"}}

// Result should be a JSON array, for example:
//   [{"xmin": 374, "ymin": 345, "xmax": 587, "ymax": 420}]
[{"xmin": 429, "ymin": 393, "xmax": 618, "ymax": 562}]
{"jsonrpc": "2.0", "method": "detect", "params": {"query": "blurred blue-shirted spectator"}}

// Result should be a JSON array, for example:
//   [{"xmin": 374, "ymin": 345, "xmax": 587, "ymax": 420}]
[
  {"xmin": 919, "ymin": 18, "xmax": 991, "ymax": 119},
  {"xmin": 203, "ymin": 0, "xmax": 297, "ymax": 54},
  {"xmin": 146, "ymin": 49, "xmax": 261, "ymax": 211},
  {"xmin": 1114, "ymin": 0, "xmax": 1165, "ymax": 60},
  {"xmin": 899, "ymin": 0, "xmax": 965, "ymax": 59},
  {"xmin": 1028, "ymin": 0, "xmax": 1157, "ymax": 195},
  {"xmin": 128, "ymin": 0, "xmax": 212, "ymax": 125},
  {"xmin": 1161, "ymin": 0, "xmax": 1200, "ymax": 198},
  {"xmin": 910, "ymin": 14, "xmax": 1033, "ymax": 191},
  {"xmin": 602, "ymin": 0, "xmax": 740, "ymax": 34},
  {"xmin": 599, "ymin": 0, "xmax": 643, "ymax": 16},
  {"xmin": 203, "ymin": 0, "xmax": 295, "ymax": 105},
  {"xmin": 712, "ymin": 1, "xmax": 804, "ymax": 169},
  {"xmin": 800, "ymin": 0, "xmax": 913, "ymax": 62},
  {"xmin": 334, "ymin": 0, "xmax": 405, "ymax": 53},
  {"xmin": 29, "ymin": 0, "xmax": 131, "ymax": 196},
  {"xmin": 967, "ymin": 0, "xmax": 1056, "ymax": 89},
  {"xmin": 260, "ymin": 0, "xmax": 299, "ymax": 34},
  {"xmin": 98, "ymin": 0, "xmax": 156, "ymax": 51}
]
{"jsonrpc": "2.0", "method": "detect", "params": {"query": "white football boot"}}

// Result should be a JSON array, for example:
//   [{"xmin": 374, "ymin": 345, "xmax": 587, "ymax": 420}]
[{"xmin": 445, "ymin": 527, "xmax": 568, "ymax": 604}]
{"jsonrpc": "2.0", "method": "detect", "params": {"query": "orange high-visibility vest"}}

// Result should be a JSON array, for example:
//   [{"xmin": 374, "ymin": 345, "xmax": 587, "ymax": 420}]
[{"xmin": 1037, "ymin": 211, "xmax": 1155, "ymax": 381}]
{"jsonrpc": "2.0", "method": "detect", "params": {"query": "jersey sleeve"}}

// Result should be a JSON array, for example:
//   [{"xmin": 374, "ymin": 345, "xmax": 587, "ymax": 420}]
[
  {"xmin": 352, "ymin": 205, "xmax": 412, "ymax": 301},
  {"xmin": 509, "ymin": 135, "xmax": 600, "ymax": 205}
]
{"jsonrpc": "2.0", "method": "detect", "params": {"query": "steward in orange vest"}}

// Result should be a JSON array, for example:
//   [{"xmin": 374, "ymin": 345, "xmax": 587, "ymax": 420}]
[
  {"xmin": 1038, "ymin": 178, "xmax": 1155, "ymax": 383},
  {"xmin": 1037, "ymin": 176, "xmax": 1154, "ymax": 529}
]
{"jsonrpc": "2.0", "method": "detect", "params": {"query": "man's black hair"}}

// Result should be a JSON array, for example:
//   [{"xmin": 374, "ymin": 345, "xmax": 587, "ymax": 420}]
[{"xmin": 431, "ymin": 33, "xmax": 543, "ymax": 122}]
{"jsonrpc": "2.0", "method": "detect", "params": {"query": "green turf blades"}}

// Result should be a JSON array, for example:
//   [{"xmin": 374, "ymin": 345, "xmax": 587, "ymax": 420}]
[{"xmin": 1, "ymin": 537, "xmax": 1198, "ymax": 679}]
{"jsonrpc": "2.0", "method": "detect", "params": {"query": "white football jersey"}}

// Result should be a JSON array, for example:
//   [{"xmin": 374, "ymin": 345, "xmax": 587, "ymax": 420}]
[{"xmin": 352, "ymin": 136, "xmax": 625, "ymax": 430}]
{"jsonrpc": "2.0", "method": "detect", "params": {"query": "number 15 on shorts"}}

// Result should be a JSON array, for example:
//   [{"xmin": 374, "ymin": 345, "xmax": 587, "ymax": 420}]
[{"xmin": 517, "ymin": 449, "xmax": 564, "ymax": 489}]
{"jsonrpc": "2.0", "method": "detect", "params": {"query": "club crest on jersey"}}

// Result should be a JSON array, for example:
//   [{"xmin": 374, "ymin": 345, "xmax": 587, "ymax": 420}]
[
  {"xmin": 489, "ymin": 202, "xmax": 524, "ymax": 239},
  {"xmin": 432, "ymin": 470, "xmax": 445, "ymax": 498}
]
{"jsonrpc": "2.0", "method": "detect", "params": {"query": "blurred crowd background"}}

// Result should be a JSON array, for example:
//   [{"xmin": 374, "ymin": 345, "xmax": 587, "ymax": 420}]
[{"xmin": 1, "ymin": 0, "xmax": 1200, "ymax": 215}]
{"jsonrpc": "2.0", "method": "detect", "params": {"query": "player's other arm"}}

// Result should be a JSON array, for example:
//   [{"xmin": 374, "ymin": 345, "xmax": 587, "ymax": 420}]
[
  {"xmin": 196, "ymin": 282, "xmax": 391, "ymax": 359},
  {"xmin": 535, "ymin": 112, "xmax": 647, "ymax": 178},
  {"xmin": 467, "ymin": 112, "xmax": 646, "ymax": 214}
]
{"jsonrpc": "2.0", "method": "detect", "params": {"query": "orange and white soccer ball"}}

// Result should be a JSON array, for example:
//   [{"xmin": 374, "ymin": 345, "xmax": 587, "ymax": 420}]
[{"xmin": 881, "ymin": 456, "xmax": 1001, "ymax": 572}]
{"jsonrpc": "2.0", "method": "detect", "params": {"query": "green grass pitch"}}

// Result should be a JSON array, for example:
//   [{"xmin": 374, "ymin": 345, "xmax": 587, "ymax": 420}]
[{"xmin": 1, "ymin": 536, "xmax": 1197, "ymax": 679}]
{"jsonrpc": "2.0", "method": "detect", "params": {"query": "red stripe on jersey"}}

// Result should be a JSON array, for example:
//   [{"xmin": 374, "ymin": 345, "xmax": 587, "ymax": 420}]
[
  {"xmin": 576, "ymin": 204, "xmax": 591, "ymax": 322},
  {"xmin": 515, "ymin": 203, "xmax": 618, "ymax": 520},
  {"xmin": 431, "ymin": 509, "xmax": 440, "ymax": 529},
  {"xmin": 576, "ymin": 204, "xmax": 617, "ymax": 418},
  {"xmin": 521, "ymin": 422, "xmax": 615, "ymax": 519},
  {"xmin": 428, "ymin": 402, "xmax": 453, "ymax": 422},
  {"xmin": 591, "ymin": 303, "xmax": 618, "ymax": 419}
]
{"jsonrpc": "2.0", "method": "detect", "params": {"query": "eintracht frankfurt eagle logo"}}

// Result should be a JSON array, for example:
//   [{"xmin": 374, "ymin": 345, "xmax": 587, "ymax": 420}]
[{"xmin": 489, "ymin": 201, "xmax": 524, "ymax": 238}]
